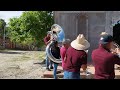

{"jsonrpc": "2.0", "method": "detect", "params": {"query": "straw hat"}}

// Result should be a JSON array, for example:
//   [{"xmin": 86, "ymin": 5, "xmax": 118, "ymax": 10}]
[
  {"xmin": 100, "ymin": 32, "xmax": 108, "ymax": 36},
  {"xmin": 71, "ymin": 34, "xmax": 90, "ymax": 50}
]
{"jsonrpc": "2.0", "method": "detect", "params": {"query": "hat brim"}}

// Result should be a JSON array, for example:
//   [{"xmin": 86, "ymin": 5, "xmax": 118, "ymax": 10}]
[{"xmin": 71, "ymin": 39, "xmax": 90, "ymax": 50}]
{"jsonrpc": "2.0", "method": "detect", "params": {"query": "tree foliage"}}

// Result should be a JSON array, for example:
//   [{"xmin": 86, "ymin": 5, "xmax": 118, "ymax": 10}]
[
  {"xmin": 0, "ymin": 19, "xmax": 6, "ymax": 37},
  {"xmin": 8, "ymin": 11, "xmax": 54, "ymax": 47}
]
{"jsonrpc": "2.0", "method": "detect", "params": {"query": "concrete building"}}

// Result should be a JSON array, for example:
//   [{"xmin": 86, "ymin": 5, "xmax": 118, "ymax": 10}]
[{"xmin": 54, "ymin": 11, "xmax": 120, "ymax": 63}]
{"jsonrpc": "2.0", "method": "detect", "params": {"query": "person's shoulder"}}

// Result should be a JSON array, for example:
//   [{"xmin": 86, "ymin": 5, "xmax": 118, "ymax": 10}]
[
  {"xmin": 68, "ymin": 46, "xmax": 73, "ymax": 49},
  {"xmin": 91, "ymin": 48, "xmax": 100, "ymax": 56},
  {"xmin": 82, "ymin": 50, "xmax": 87, "ymax": 54},
  {"xmin": 78, "ymin": 50, "xmax": 87, "ymax": 56},
  {"xmin": 66, "ymin": 46, "xmax": 72, "ymax": 51},
  {"xmin": 60, "ymin": 46, "xmax": 66, "ymax": 50}
]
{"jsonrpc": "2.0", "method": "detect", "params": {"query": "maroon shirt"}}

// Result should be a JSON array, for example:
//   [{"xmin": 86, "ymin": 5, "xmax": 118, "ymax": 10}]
[
  {"xmin": 92, "ymin": 45, "xmax": 120, "ymax": 79},
  {"xmin": 44, "ymin": 36, "xmax": 50, "ymax": 45},
  {"xmin": 64, "ymin": 46, "xmax": 87, "ymax": 73}
]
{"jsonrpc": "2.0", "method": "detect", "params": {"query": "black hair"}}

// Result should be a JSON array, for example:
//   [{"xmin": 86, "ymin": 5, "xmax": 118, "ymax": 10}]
[
  {"xmin": 52, "ymin": 41, "xmax": 58, "ymax": 46},
  {"xmin": 51, "ymin": 41, "xmax": 58, "ymax": 50},
  {"xmin": 53, "ymin": 31, "xmax": 57, "ymax": 34}
]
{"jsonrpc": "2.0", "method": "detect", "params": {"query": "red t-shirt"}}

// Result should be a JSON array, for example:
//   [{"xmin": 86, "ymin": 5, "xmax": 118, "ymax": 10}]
[
  {"xmin": 44, "ymin": 36, "xmax": 50, "ymax": 45},
  {"xmin": 64, "ymin": 46, "xmax": 87, "ymax": 73},
  {"xmin": 60, "ymin": 46, "xmax": 67, "ymax": 69},
  {"xmin": 92, "ymin": 46, "xmax": 120, "ymax": 79}
]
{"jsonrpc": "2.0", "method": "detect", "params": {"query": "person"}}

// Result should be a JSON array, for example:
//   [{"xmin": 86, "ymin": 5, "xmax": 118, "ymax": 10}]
[
  {"xmin": 44, "ymin": 31, "xmax": 53, "ymax": 71},
  {"xmin": 60, "ymin": 39, "xmax": 71, "ymax": 70},
  {"xmin": 63, "ymin": 34, "xmax": 90, "ymax": 79},
  {"xmin": 51, "ymin": 41, "xmax": 61, "ymax": 79},
  {"xmin": 92, "ymin": 32, "xmax": 120, "ymax": 79},
  {"xmin": 52, "ymin": 31, "xmax": 58, "ymax": 41}
]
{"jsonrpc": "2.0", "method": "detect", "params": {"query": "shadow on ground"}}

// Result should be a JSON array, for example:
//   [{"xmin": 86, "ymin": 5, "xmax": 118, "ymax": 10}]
[
  {"xmin": 0, "ymin": 51, "xmax": 22, "ymax": 54},
  {"xmin": 33, "ymin": 59, "xmax": 46, "ymax": 64}
]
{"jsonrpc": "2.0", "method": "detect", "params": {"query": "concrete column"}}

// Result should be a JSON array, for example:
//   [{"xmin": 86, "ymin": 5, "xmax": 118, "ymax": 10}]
[{"xmin": 105, "ymin": 11, "xmax": 113, "ymax": 36}]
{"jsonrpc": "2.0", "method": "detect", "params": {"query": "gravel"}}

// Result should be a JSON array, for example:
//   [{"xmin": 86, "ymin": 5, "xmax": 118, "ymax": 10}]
[{"xmin": 0, "ymin": 50, "xmax": 46, "ymax": 79}]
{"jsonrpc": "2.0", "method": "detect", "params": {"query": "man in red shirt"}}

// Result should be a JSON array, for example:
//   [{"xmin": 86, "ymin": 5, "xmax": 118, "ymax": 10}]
[
  {"xmin": 60, "ymin": 39, "xmax": 71, "ymax": 69},
  {"xmin": 44, "ymin": 31, "xmax": 51, "ymax": 45},
  {"xmin": 92, "ymin": 32, "xmax": 120, "ymax": 79},
  {"xmin": 63, "ymin": 34, "xmax": 90, "ymax": 79},
  {"xmin": 44, "ymin": 31, "xmax": 53, "ymax": 71}
]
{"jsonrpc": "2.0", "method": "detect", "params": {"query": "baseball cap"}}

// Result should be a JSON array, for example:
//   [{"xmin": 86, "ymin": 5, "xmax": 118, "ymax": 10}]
[{"xmin": 99, "ymin": 34, "xmax": 113, "ymax": 44}]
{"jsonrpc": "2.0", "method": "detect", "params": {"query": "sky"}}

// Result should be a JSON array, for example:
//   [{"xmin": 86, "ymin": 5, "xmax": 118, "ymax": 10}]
[{"xmin": 0, "ymin": 11, "xmax": 24, "ymax": 24}]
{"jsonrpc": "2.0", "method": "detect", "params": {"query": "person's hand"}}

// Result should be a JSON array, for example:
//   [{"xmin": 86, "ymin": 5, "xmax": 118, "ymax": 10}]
[
  {"xmin": 111, "ymin": 48, "xmax": 118, "ymax": 54},
  {"xmin": 115, "ymin": 48, "xmax": 120, "ymax": 54},
  {"xmin": 111, "ymin": 48, "xmax": 120, "ymax": 56},
  {"xmin": 50, "ymin": 37, "xmax": 54, "ymax": 41},
  {"xmin": 111, "ymin": 51, "xmax": 118, "ymax": 55}
]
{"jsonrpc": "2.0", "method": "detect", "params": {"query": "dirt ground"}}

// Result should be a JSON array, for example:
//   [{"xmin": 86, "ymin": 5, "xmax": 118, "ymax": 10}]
[
  {"xmin": 1, "ymin": 50, "xmax": 120, "ymax": 79},
  {"xmin": 0, "ymin": 50, "xmax": 46, "ymax": 79}
]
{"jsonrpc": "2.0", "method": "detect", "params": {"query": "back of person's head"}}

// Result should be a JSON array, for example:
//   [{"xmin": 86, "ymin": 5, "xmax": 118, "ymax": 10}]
[
  {"xmin": 99, "ymin": 32, "xmax": 113, "ymax": 45},
  {"xmin": 62, "ymin": 39, "xmax": 71, "ymax": 45},
  {"xmin": 52, "ymin": 41, "xmax": 58, "ymax": 47}
]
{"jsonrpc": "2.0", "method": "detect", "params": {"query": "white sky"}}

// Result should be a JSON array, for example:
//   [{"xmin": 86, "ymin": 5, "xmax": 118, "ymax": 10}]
[{"xmin": 0, "ymin": 11, "xmax": 24, "ymax": 24}]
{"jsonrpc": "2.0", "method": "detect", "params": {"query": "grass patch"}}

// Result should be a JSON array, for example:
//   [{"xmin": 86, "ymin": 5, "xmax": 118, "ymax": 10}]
[
  {"xmin": 3, "ymin": 50, "xmax": 46, "ymax": 62},
  {"xmin": 10, "ymin": 51, "xmax": 46, "ymax": 62},
  {"xmin": 0, "ymin": 49, "xmax": 10, "ymax": 52}
]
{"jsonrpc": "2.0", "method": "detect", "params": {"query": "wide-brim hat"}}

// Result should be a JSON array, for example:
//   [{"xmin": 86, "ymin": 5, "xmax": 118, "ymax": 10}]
[{"xmin": 71, "ymin": 34, "xmax": 90, "ymax": 50}]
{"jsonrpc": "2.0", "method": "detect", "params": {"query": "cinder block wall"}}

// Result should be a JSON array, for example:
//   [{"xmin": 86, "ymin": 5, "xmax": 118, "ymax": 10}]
[{"xmin": 54, "ymin": 11, "xmax": 120, "ymax": 63}]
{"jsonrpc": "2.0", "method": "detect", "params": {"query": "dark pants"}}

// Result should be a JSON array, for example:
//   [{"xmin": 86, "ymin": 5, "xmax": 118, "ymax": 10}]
[{"xmin": 45, "ymin": 51, "xmax": 53, "ymax": 69}]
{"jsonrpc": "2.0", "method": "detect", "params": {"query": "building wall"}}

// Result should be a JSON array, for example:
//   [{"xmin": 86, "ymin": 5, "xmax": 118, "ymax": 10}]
[
  {"xmin": 54, "ymin": 12, "xmax": 77, "ymax": 41},
  {"xmin": 87, "ymin": 13, "xmax": 106, "ymax": 61},
  {"xmin": 54, "ymin": 11, "xmax": 112, "ymax": 62}
]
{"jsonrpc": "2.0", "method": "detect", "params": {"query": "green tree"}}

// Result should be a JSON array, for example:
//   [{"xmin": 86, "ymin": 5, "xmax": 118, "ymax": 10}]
[
  {"xmin": 0, "ymin": 19, "xmax": 6, "ymax": 37},
  {"xmin": 8, "ymin": 11, "xmax": 54, "ymax": 48}
]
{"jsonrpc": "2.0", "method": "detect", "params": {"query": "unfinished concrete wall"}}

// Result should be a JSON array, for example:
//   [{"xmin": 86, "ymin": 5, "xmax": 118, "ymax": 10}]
[
  {"xmin": 54, "ymin": 12, "xmax": 77, "ymax": 41},
  {"xmin": 87, "ymin": 12, "xmax": 106, "ymax": 62},
  {"xmin": 54, "ymin": 11, "xmax": 114, "ymax": 62}
]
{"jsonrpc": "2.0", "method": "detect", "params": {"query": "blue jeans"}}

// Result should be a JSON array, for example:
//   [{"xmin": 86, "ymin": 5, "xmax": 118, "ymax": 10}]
[
  {"xmin": 53, "ymin": 63, "xmax": 58, "ymax": 79},
  {"xmin": 45, "ymin": 50, "xmax": 53, "ymax": 69},
  {"xmin": 63, "ymin": 70, "xmax": 80, "ymax": 79}
]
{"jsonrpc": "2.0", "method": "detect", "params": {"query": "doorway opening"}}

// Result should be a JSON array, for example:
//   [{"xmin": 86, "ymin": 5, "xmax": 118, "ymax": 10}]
[
  {"xmin": 76, "ymin": 15, "xmax": 88, "ymax": 39},
  {"xmin": 113, "ymin": 21, "xmax": 120, "ymax": 46}
]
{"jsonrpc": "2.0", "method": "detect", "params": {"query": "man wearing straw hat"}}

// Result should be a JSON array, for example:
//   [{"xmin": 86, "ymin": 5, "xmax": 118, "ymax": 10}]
[
  {"xmin": 63, "ymin": 34, "xmax": 90, "ymax": 79},
  {"xmin": 92, "ymin": 32, "xmax": 120, "ymax": 79}
]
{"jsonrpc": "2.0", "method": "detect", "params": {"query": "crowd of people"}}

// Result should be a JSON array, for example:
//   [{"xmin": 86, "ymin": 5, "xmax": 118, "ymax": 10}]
[{"xmin": 44, "ymin": 30, "xmax": 120, "ymax": 79}]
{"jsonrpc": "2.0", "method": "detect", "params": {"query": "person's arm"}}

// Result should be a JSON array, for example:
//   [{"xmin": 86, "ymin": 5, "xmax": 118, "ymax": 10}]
[
  {"xmin": 44, "ymin": 37, "xmax": 52, "ymax": 45},
  {"xmin": 58, "ymin": 48, "xmax": 61, "ymax": 59},
  {"xmin": 60, "ymin": 48, "xmax": 66, "ymax": 61},
  {"xmin": 46, "ymin": 39, "xmax": 51, "ymax": 45},
  {"xmin": 81, "ymin": 53, "xmax": 87, "ymax": 71}
]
